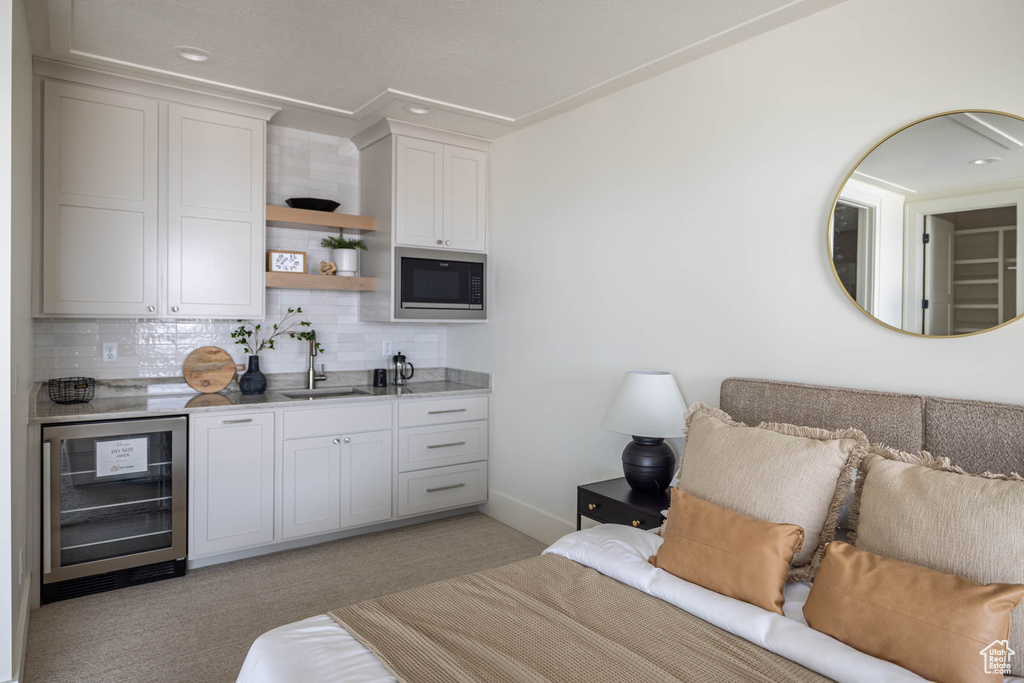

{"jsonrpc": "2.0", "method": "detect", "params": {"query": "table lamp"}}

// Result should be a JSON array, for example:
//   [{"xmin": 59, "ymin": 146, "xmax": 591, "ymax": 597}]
[{"xmin": 601, "ymin": 370, "xmax": 687, "ymax": 494}]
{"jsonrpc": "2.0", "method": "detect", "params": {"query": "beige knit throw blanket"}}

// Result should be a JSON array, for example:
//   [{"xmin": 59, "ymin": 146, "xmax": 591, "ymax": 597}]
[{"xmin": 328, "ymin": 554, "xmax": 832, "ymax": 683}]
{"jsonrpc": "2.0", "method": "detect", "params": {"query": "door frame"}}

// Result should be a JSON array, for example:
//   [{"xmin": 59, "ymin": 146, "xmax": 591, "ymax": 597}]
[
  {"xmin": 831, "ymin": 191, "xmax": 880, "ymax": 316},
  {"xmin": 902, "ymin": 188, "xmax": 1024, "ymax": 334}
]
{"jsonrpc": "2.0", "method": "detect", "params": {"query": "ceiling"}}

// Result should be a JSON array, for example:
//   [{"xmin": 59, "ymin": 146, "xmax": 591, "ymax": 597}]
[
  {"xmin": 856, "ymin": 112, "xmax": 1024, "ymax": 197},
  {"xmin": 28, "ymin": 0, "xmax": 840, "ymax": 139}
]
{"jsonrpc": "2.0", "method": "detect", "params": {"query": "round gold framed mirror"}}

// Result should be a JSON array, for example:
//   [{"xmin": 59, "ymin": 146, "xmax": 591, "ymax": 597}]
[{"xmin": 829, "ymin": 110, "xmax": 1024, "ymax": 337}]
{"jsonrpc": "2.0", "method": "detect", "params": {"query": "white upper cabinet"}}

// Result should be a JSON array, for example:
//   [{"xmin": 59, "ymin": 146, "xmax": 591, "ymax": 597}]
[
  {"xmin": 38, "ymin": 69, "xmax": 275, "ymax": 319},
  {"xmin": 42, "ymin": 82, "xmax": 159, "ymax": 316},
  {"xmin": 443, "ymin": 145, "xmax": 487, "ymax": 252},
  {"xmin": 167, "ymin": 105, "xmax": 265, "ymax": 318},
  {"xmin": 394, "ymin": 134, "xmax": 487, "ymax": 253},
  {"xmin": 395, "ymin": 136, "xmax": 445, "ymax": 249}
]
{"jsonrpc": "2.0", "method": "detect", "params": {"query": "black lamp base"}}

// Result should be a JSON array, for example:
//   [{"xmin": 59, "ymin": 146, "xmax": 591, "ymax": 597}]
[{"xmin": 621, "ymin": 436, "xmax": 676, "ymax": 494}]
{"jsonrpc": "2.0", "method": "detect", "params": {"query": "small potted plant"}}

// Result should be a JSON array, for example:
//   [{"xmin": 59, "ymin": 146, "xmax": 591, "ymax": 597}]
[
  {"xmin": 320, "ymin": 233, "xmax": 367, "ymax": 276},
  {"xmin": 230, "ymin": 307, "xmax": 323, "ymax": 394}
]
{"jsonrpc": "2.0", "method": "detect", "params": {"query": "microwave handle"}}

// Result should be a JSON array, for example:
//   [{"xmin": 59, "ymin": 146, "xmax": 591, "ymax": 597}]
[{"xmin": 42, "ymin": 442, "xmax": 51, "ymax": 575}]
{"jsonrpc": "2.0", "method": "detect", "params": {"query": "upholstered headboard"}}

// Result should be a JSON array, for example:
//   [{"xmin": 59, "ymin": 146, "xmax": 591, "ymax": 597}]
[{"xmin": 720, "ymin": 378, "xmax": 1024, "ymax": 475}]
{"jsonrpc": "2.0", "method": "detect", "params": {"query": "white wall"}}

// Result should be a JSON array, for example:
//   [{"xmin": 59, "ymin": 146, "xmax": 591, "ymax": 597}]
[
  {"xmin": 449, "ymin": 0, "xmax": 1024, "ymax": 543},
  {"xmin": 0, "ymin": 0, "xmax": 33, "ymax": 678}
]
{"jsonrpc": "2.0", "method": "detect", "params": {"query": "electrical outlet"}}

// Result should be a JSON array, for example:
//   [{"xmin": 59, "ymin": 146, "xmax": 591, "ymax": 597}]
[
  {"xmin": 382, "ymin": 340, "xmax": 392, "ymax": 356},
  {"xmin": 102, "ymin": 342, "xmax": 118, "ymax": 363}
]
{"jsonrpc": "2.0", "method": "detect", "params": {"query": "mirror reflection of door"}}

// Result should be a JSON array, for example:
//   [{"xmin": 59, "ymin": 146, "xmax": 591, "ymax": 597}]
[
  {"xmin": 832, "ymin": 201, "xmax": 868, "ymax": 307},
  {"xmin": 924, "ymin": 206, "xmax": 1018, "ymax": 335},
  {"xmin": 923, "ymin": 216, "xmax": 954, "ymax": 335},
  {"xmin": 832, "ymin": 200, "xmax": 878, "ymax": 314}
]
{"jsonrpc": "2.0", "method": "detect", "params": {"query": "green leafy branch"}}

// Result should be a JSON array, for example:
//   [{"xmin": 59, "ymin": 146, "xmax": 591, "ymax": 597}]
[
  {"xmin": 320, "ymin": 232, "xmax": 367, "ymax": 250},
  {"xmin": 231, "ymin": 307, "xmax": 324, "ymax": 356}
]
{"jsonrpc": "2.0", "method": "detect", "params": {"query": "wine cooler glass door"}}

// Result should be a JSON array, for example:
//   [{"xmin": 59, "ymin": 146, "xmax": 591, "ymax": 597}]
[{"xmin": 43, "ymin": 417, "xmax": 187, "ymax": 583}]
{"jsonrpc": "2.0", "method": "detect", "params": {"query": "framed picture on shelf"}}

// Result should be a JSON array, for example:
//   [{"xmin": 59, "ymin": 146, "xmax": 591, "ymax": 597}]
[{"xmin": 267, "ymin": 250, "xmax": 306, "ymax": 273}]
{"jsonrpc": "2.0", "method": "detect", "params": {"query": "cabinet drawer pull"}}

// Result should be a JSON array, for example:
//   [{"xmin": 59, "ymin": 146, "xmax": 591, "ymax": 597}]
[
  {"xmin": 632, "ymin": 520, "xmax": 641, "ymax": 527},
  {"xmin": 147, "ymin": 306, "xmax": 155, "ymax": 312},
  {"xmin": 221, "ymin": 418, "xmax": 252, "ymax": 424},
  {"xmin": 427, "ymin": 441, "xmax": 466, "ymax": 450},
  {"xmin": 588, "ymin": 503, "xmax": 598, "ymax": 511},
  {"xmin": 427, "ymin": 408, "xmax": 467, "ymax": 415},
  {"xmin": 426, "ymin": 482, "xmax": 466, "ymax": 493}
]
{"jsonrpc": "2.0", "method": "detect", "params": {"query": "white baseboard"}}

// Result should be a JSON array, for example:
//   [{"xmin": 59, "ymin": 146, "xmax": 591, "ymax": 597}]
[
  {"xmin": 481, "ymin": 490, "xmax": 574, "ymax": 545},
  {"xmin": 9, "ymin": 572, "xmax": 30, "ymax": 683}
]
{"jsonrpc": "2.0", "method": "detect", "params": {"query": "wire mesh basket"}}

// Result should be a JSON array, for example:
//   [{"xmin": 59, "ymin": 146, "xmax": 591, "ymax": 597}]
[{"xmin": 48, "ymin": 377, "xmax": 96, "ymax": 404}]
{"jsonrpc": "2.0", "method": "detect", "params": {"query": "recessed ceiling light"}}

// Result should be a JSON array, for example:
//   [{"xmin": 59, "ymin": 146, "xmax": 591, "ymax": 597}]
[
  {"xmin": 970, "ymin": 157, "xmax": 1001, "ymax": 165},
  {"xmin": 174, "ymin": 46, "xmax": 212, "ymax": 63},
  {"xmin": 404, "ymin": 104, "xmax": 431, "ymax": 115}
]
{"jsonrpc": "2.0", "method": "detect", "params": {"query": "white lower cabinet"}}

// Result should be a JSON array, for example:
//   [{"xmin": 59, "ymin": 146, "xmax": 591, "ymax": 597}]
[
  {"xmin": 189, "ymin": 396, "xmax": 486, "ymax": 565},
  {"xmin": 190, "ymin": 412, "xmax": 275, "ymax": 557},
  {"xmin": 398, "ymin": 462, "xmax": 488, "ymax": 517},
  {"xmin": 281, "ymin": 435, "xmax": 341, "ymax": 539},
  {"xmin": 282, "ymin": 429, "xmax": 393, "ymax": 540}
]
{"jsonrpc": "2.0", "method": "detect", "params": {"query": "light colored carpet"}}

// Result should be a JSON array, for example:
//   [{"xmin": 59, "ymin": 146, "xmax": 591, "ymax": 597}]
[{"xmin": 24, "ymin": 512, "xmax": 545, "ymax": 683}]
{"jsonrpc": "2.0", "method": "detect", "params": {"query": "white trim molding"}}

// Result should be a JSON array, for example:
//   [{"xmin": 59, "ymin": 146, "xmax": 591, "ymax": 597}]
[
  {"xmin": 352, "ymin": 118, "xmax": 492, "ymax": 152},
  {"xmin": 33, "ymin": 58, "xmax": 281, "ymax": 121},
  {"xmin": 481, "ymin": 489, "xmax": 575, "ymax": 546}
]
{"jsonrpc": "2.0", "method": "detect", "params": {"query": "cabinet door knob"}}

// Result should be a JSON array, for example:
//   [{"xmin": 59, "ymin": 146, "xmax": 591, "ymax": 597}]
[
  {"xmin": 147, "ymin": 306, "xmax": 155, "ymax": 312},
  {"xmin": 588, "ymin": 503, "xmax": 598, "ymax": 511},
  {"xmin": 343, "ymin": 437, "xmax": 351, "ymax": 444},
  {"xmin": 632, "ymin": 520, "xmax": 641, "ymax": 527},
  {"xmin": 172, "ymin": 306, "xmax": 180, "ymax": 313},
  {"xmin": 445, "ymin": 240, "xmax": 451, "ymax": 246},
  {"xmin": 436, "ymin": 239, "xmax": 443, "ymax": 245},
  {"xmin": 333, "ymin": 438, "xmax": 340, "ymax": 444}
]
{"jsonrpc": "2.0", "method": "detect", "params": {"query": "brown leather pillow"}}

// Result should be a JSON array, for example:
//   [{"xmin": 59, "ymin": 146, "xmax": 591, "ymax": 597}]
[
  {"xmin": 651, "ymin": 488, "xmax": 804, "ymax": 614},
  {"xmin": 804, "ymin": 541, "xmax": 1024, "ymax": 683}
]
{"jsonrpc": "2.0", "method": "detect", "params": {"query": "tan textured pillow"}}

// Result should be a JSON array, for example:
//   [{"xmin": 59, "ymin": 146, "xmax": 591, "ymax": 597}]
[
  {"xmin": 805, "ymin": 541, "xmax": 1024, "ymax": 683},
  {"xmin": 651, "ymin": 489, "xmax": 804, "ymax": 614},
  {"xmin": 851, "ymin": 446, "xmax": 1024, "ymax": 675},
  {"xmin": 677, "ymin": 404, "xmax": 866, "ymax": 581}
]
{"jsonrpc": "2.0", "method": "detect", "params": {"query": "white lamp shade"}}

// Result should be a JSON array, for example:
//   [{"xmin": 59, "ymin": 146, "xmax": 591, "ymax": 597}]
[{"xmin": 600, "ymin": 371, "xmax": 687, "ymax": 438}]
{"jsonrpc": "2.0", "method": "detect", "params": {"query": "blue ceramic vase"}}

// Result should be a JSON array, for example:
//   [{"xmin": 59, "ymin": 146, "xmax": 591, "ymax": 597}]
[{"xmin": 239, "ymin": 355, "xmax": 267, "ymax": 395}]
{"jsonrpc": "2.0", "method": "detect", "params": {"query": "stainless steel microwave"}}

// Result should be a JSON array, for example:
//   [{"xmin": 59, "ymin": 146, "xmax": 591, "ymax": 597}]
[{"xmin": 395, "ymin": 247, "xmax": 486, "ymax": 320}]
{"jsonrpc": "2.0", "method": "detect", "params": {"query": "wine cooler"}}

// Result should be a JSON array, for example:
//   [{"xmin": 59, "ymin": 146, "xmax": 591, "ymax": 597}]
[{"xmin": 41, "ymin": 416, "xmax": 187, "ymax": 603}]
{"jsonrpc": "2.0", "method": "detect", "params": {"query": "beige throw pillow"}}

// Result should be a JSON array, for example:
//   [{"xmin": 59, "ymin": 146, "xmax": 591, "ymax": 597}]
[
  {"xmin": 851, "ymin": 447, "xmax": 1024, "ymax": 676},
  {"xmin": 677, "ymin": 404, "xmax": 867, "ymax": 581},
  {"xmin": 652, "ymin": 489, "xmax": 805, "ymax": 614},
  {"xmin": 805, "ymin": 541, "xmax": 1024, "ymax": 683}
]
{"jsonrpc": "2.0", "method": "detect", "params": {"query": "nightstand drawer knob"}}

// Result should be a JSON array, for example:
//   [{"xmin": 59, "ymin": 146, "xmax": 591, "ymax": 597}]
[
  {"xmin": 588, "ymin": 503, "xmax": 598, "ymax": 511},
  {"xmin": 632, "ymin": 520, "xmax": 641, "ymax": 527}
]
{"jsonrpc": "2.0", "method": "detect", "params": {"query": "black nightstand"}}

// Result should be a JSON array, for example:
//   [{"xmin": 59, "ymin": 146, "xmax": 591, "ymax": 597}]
[{"xmin": 577, "ymin": 477, "xmax": 670, "ymax": 531}]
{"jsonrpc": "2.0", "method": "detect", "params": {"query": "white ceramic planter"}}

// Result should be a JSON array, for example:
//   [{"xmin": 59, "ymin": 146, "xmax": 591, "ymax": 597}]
[{"xmin": 331, "ymin": 248, "xmax": 359, "ymax": 276}]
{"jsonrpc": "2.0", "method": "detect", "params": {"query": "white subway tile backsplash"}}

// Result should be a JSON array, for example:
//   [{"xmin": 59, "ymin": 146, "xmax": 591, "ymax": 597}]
[{"xmin": 34, "ymin": 123, "xmax": 449, "ymax": 382}]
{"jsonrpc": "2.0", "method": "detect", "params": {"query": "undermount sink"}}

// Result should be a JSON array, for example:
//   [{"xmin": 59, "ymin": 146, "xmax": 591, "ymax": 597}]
[{"xmin": 280, "ymin": 387, "xmax": 372, "ymax": 400}]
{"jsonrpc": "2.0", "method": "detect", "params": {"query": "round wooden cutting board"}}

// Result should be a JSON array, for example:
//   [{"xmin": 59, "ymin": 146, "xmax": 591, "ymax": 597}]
[{"xmin": 183, "ymin": 346, "xmax": 244, "ymax": 394}]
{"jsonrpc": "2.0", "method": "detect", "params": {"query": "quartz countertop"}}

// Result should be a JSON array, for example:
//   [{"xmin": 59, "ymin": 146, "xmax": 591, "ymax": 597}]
[{"xmin": 30, "ymin": 371, "xmax": 490, "ymax": 425}]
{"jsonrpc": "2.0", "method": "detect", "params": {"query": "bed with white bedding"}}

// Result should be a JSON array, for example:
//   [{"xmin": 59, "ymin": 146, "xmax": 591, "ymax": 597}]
[
  {"xmin": 239, "ymin": 524, "xmax": 966, "ymax": 683},
  {"xmin": 237, "ymin": 378, "xmax": 1024, "ymax": 683}
]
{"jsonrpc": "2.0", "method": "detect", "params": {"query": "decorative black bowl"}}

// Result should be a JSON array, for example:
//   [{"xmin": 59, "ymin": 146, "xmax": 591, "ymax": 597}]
[{"xmin": 286, "ymin": 197, "xmax": 340, "ymax": 212}]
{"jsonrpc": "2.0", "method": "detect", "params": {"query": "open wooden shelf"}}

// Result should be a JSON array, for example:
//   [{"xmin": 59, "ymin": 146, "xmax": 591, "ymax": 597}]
[
  {"xmin": 266, "ymin": 205, "xmax": 376, "ymax": 232},
  {"xmin": 265, "ymin": 272, "xmax": 376, "ymax": 291}
]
